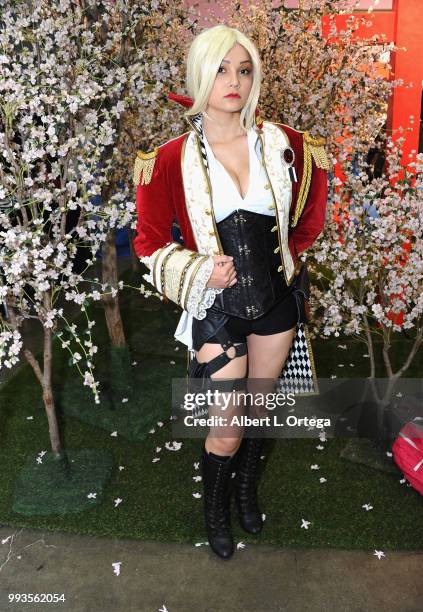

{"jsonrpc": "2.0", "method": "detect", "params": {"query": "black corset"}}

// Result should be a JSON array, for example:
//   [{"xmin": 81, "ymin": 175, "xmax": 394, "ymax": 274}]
[{"xmin": 212, "ymin": 209, "xmax": 293, "ymax": 319}]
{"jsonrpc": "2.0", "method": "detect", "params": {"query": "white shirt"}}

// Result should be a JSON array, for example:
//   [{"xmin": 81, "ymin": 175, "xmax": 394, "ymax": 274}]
[
  {"xmin": 203, "ymin": 125, "xmax": 275, "ymax": 222},
  {"xmin": 174, "ymin": 123, "xmax": 275, "ymax": 351}
]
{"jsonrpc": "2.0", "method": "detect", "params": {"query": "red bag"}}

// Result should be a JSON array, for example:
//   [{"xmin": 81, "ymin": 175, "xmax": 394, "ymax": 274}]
[{"xmin": 392, "ymin": 421, "xmax": 423, "ymax": 496}]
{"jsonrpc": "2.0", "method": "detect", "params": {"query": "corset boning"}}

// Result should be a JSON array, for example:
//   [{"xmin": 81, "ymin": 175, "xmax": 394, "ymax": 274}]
[{"xmin": 212, "ymin": 209, "xmax": 293, "ymax": 319}]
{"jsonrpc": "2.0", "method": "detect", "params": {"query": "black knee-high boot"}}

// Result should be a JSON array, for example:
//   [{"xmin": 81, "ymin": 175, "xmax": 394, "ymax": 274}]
[
  {"xmin": 234, "ymin": 437, "xmax": 265, "ymax": 534},
  {"xmin": 200, "ymin": 444, "xmax": 238, "ymax": 559}
]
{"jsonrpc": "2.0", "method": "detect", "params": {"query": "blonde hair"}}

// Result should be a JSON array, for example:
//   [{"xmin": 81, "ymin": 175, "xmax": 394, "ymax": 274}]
[{"xmin": 185, "ymin": 25, "xmax": 262, "ymax": 133}]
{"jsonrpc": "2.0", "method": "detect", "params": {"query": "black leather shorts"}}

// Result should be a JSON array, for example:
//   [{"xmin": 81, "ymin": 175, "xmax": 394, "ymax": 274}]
[{"xmin": 192, "ymin": 288, "xmax": 301, "ymax": 353}]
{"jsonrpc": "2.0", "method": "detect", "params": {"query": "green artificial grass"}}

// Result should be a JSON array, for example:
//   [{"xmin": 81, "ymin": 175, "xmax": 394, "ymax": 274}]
[
  {"xmin": 0, "ymin": 275, "xmax": 422, "ymax": 550},
  {"xmin": 60, "ymin": 351, "xmax": 178, "ymax": 443},
  {"xmin": 12, "ymin": 449, "xmax": 113, "ymax": 516}
]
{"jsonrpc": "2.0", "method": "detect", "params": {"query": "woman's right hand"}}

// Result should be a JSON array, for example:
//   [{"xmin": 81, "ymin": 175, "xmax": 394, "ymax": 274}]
[{"xmin": 206, "ymin": 255, "xmax": 237, "ymax": 289}]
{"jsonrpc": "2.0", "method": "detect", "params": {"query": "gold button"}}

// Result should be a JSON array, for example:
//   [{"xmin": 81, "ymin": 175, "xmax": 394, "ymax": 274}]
[
  {"xmin": 208, "ymin": 230, "xmax": 215, "ymax": 236},
  {"xmin": 274, "ymin": 246, "xmax": 280, "ymax": 253},
  {"xmin": 278, "ymin": 265, "xmax": 283, "ymax": 272},
  {"xmin": 271, "ymin": 225, "xmax": 278, "ymax": 232},
  {"xmin": 267, "ymin": 203, "xmax": 275, "ymax": 210},
  {"xmin": 205, "ymin": 209, "xmax": 212, "ymax": 215},
  {"xmin": 264, "ymin": 184, "xmax": 271, "ymax": 190}
]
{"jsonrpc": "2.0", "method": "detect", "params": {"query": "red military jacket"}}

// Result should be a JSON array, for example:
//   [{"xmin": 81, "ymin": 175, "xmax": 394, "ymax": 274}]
[
  {"xmin": 133, "ymin": 92, "xmax": 329, "ymax": 302},
  {"xmin": 134, "ymin": 94, "xmax": 328, "ymax": 280},
  {"xmin": 132, "ymin": 93, "xmax": 329, "ymax": 395}
]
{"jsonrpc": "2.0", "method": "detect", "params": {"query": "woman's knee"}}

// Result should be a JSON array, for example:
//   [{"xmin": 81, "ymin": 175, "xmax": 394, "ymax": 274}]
[{"xmin": 206, "ymin": 435, "xmax": 242, "ymax": 456}]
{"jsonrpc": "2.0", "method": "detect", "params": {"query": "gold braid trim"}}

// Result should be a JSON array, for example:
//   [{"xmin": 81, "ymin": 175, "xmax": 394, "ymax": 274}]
[
  {"xmin": 302, "ymin": 323, "xmax": 320, "ymax": 396},
  {"xmin": 161, "ymin": 245, "xmax": 184, "ymax": 297},
  {"xmin": 152, "ymin": 243, "xmax": 177, "ymax": 292},
  {"xmin": 183, "ymin": 254, "xmax": 210, "ymax": 311},
  {"xmin": 291, "ymin": 137, "xmax": 312, "ymax": 228},
  {"xmin": 133, "ymin": 148, "xmax": 159, "ymax": 186},
  {"xmin": 303, "ymin": 132, "xmax": 331, "ymax": 171},
  {"xmin": 160, "ymin": 247, "xmax": 206, "ymax": 307},
  {"xmin": 177, "ymin": 252, "xmax": 204, "ymax": 306}
]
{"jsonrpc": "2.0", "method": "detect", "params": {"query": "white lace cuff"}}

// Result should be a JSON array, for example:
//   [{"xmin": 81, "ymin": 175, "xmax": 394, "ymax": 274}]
[
  {"xmin": 139, "ymin": 246, "xmax": 168, "ymax": 286},
  {"xmin": 186, "ymin": 256, "xmax": 224, "ymax": 320}
]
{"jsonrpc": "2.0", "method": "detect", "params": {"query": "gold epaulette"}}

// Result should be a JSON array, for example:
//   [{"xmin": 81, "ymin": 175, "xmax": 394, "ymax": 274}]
[
  {"xmin": 290, "ymin": 131, "xmax": 330, "ymax": 228},
  {"xmin": 303, "ymin": 131, "xmax": 330, "ymax": 171},
  {"xmin": 133, "ymin": 147, "xmax": 159, "ymax": 186}
]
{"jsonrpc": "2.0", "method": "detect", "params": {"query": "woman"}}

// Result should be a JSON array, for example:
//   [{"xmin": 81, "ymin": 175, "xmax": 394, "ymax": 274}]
[{"xmin": 133, "ymin": 25, "xmax": 328, "ymax": 560}]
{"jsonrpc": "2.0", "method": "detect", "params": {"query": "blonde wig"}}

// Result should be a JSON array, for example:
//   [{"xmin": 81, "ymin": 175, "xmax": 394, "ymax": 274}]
[{"xmin": 185, "ymin": 25, "xmax": 262, "ymax": 133}]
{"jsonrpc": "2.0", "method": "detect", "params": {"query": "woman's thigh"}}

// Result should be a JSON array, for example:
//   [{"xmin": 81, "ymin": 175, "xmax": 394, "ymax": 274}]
[
  {"xmin": 195, "ymin": 341, "xmax": 248, "ymax": 444},
  {"xmin": 245, "ymin": 326, "xmax": 296, "ymax": 418},
  {"xmin": 246, "ymin": 326, "xmax": 296, "ymax": 380},
  {"xmin": 195, "ymin": 341, "xmax": 248, "ymax": 380}
]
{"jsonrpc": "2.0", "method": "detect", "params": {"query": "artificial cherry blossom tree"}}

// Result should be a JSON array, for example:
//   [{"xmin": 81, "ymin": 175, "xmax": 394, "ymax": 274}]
[
  {"xmin": 69, "ymin": 0, "xmax": 200, "ymax": 345},
  {"xmin": 311, "ymin": 133, "xmax": 423, "ymax": 403},
  {"xmin": 0, "ymin": 0, "xmax": 196, "ymax": 454}
]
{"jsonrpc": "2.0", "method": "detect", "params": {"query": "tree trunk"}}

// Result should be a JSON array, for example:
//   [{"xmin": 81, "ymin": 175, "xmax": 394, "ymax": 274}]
[
  {"xmin": 101, "ymin": 229, "xmax": 127, "ymax": 347},
  {"xmin": 129, "ymin": 229, "xmax": 140, "ymax": 274},
  {"xmin": 42, "ymin": 327, "xmax": 62, "ymax": 455},
  {"xmin": 23, "ymin": 327, "xmax": 62, "ymax": 456},
  {"xmin": 42, "ymin": 386, "xmax": 62, "ymax": 456},
  {"xmin": 8, "ymin": 293, "xmax": 62, "ymax": 456}
]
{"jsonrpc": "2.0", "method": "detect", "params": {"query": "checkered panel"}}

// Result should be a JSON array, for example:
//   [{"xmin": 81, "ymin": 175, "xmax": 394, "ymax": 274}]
[{"xmin": 277, "ymin": 323, "xmax": 318, "ymax": 396}]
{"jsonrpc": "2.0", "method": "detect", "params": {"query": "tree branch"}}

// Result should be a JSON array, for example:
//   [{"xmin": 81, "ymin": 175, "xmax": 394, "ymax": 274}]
[
  {"xmin": 362, "ymin": 313, "xmax": 376, "ymax": 378},
  {"xmin": 394, "ymin": 323, "xmax": 423, "ymax": 378},
  {"xmin": 23, "ymin": 348, "xmax": 44, "ymax": 387}
]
